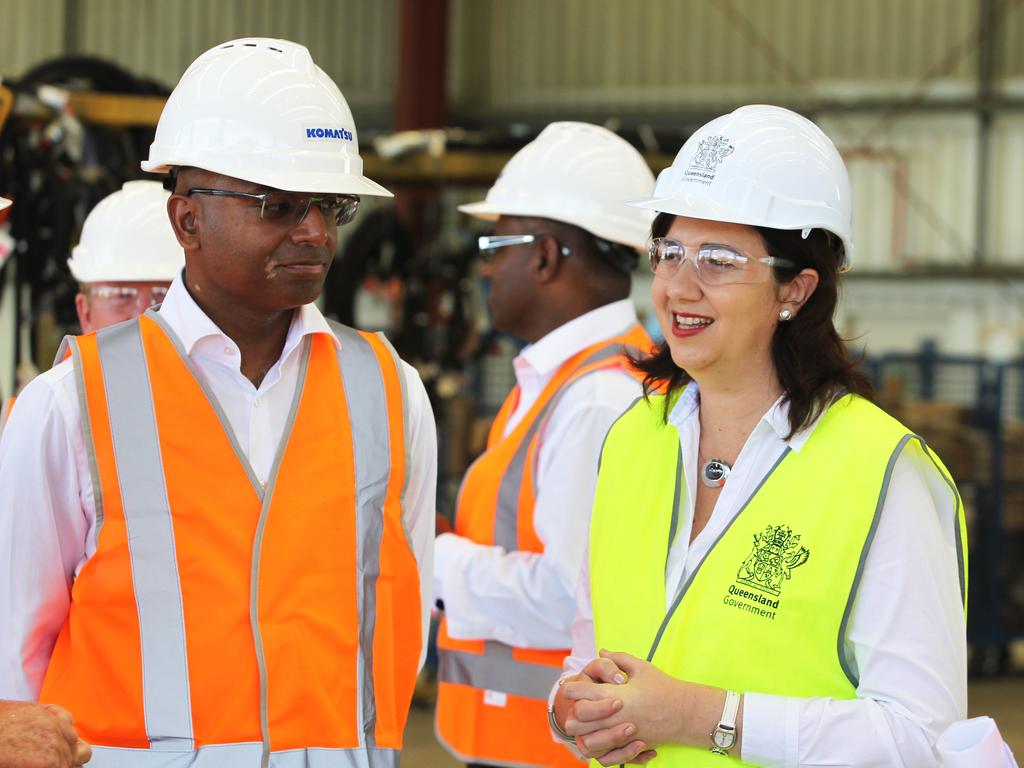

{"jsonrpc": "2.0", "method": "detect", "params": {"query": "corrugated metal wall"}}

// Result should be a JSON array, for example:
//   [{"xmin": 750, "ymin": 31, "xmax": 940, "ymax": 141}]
[
  {"xmin": 1, "ymin": 0, "xmax": 396, "ymax": 120},
  {"xmin": 821, "ymin": 113, "xmax": 980, "ymax": 271},
  {"xmin": 448, "ymin": 0, "xmax": 981, "ymax": 115},
  {"xmin": 0, "ymin": 0, "xmax": 66, "ymax": 76}
]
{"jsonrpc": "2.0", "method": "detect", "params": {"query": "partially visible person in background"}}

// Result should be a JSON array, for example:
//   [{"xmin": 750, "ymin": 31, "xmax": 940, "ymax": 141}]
[
  {"xmin": 0, "ymin": 698, "xmax": 91, "ymax": 768},
  {"xmin": 1, "ymin": 181, "xmax": 182, "ymax": 433},
  {"xmin": 68, "ymin": 179, "xmax": 183, "ymax": 332},
  {"xmin": 0, "ymin": 191, "xmax": 92, "ymax": 768},
  {"xmin": 433, "ymin": 121, "xmax": 654, "ymax": 768}
]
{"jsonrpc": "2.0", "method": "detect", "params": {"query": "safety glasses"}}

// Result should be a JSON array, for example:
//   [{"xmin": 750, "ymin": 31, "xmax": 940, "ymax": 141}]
[
  {"xmin": 186, "ymin": 188, "xmax": 360, "ymax": 227},
  {"xmin": 88, "ymin": 285, "xmax": 169, "ymax": 309},
  {"xmin": 648, "ymin": 237, "xmax": 796, "ymax": 285},
  {"xmin": 477, "ymin": 234, "xmax": 571, "ymax": 262}
]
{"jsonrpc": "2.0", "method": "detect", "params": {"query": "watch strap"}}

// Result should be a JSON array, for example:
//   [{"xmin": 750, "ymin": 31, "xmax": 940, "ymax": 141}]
[{"xmin": 710, "ymin": 690, "xmax": 741, "ymax": 755}]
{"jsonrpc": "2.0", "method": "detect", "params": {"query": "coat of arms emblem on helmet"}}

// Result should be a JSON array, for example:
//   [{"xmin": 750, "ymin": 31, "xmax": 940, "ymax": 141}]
[{"xmin": 689, "ymin": 136, "xmax": 735, "ymax": 173}]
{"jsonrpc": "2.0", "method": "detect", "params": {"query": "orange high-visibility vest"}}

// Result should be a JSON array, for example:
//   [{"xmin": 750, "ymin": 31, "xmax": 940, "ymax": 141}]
[
  {"xmin": 0, "ymin": 396, "xmax": 14, "ymax": 434},
  {"xmin": 40, "ymin": 310, "xmax": 421, "ymax": 768},
  {"xmin": 435, "ymin": 323, "xmax": 651, "ymax": 768}
]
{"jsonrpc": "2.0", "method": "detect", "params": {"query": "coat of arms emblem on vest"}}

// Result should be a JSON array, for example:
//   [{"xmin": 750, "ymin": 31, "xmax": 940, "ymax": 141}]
[{"xmin": 736, "ymin": 524, "xmax": 810, "ymax": 597}]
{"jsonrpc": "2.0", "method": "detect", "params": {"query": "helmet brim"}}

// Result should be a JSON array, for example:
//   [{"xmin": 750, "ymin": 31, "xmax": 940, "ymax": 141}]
[
  {"xmin": 457, "ymin": 200, "xmax": 499, "ymax": 220},
  {"xmin": 141, "ymin": 161, "xmax": 394, "ymax": 198},
  {"xmin": 626, "ymin": 193, "xmax": 853, "ymax": 268}
]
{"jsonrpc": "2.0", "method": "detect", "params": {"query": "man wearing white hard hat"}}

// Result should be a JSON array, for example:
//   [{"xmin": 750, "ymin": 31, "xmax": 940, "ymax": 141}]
[
  {"xmin": 68, "ymin": 180, "xmax": 183, "ymax": 333},
  {"xmin": 0, "ymin": 38, "xmax": 436, "ymax": 767},
  {"xmin": 1, "ymin": 182, "xmax": 180, "ymax": 433},
  {"xmin": 433, "ymin": 122, "xmax": 654, "ymax": 768}
]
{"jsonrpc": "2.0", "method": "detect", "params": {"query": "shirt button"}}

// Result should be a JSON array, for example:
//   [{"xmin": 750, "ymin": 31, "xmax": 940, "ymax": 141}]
[
  {"xmin": 224, "ymin": 347, "xmax": 235, "ymax": 356},
  {"xmin": 254, "ymin": 398, "xmax": 261, "ymax": 408}
]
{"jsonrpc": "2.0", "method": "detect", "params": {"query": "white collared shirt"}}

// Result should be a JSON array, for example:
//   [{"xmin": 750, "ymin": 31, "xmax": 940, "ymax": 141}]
[
  {"xmin": 434, "ymin": 299, "xmax": 644, "ymax": 649},
  {"xmin": 0, "ymin": 274, "xmax": 436, "ymax": 699},
  {"xmin": 562, "ymin": 382, "xmax": 967, "ymax": 767}
]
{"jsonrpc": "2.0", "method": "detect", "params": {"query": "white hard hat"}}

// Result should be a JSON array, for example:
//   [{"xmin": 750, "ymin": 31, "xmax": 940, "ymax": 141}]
[
  {"xmin": 67, "ymin": 181, "xmax": 184, "ymax": 283},
  {"xmin": 142, "ymin": 37, "xmax": 391, "ymax": 198},
  {"xmin": 0, "ymin": 197, "xmax": 10, "ymax": 211},
  {"xmin": 460, "ymin": 122, "xmax": 655, "ymax": 250},
  {"xmin": 627, "ymin": 105, "xmax": 854, "ymax": 268}
]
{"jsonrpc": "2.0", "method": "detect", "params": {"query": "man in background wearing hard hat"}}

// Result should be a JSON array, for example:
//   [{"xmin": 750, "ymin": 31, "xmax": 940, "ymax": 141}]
[
  {"xmin": 0, "ymin": 38, "xmax": 436, "ymax": 768},
  {"xmin": 0, "ymin": 181, "xmax": 181, "ymax": 432},
  {"xmin": 69, "ymin": 180, "xmax": 183, "ymax": 333},
  {"xmin": 433, "ymin": 122, "xmax": 655, "ymax": 768}
]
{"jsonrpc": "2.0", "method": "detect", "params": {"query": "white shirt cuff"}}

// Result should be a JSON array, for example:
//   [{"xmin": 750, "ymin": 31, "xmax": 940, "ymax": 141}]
[{"xmin": 740, "ymin": 692, "xmax": 800, "ymax": 768}]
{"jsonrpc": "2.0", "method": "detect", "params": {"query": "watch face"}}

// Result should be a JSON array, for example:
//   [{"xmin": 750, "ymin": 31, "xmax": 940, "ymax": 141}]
[{"xmin": 713, "ymin": 729, "xmax": 736, "ymax": 749}]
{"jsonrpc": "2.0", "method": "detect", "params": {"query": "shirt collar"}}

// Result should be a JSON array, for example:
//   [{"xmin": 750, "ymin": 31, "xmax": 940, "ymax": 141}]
[
  {"xmin": 514, "ymin": 299, "xmax": 638, "ymax": 378},
  {"xmin": 156, "ymin": 270, "xmax": 338, "ymax": 357},
  {"xmin": 668, "ymin": 380, "xmax": 819, "ymax": 452}
]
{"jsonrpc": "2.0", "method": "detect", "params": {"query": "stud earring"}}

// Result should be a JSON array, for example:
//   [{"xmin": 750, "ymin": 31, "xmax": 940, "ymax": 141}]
[{"xmin": 778, "ymin": 307, "xmax": 793, "ymax": 322}]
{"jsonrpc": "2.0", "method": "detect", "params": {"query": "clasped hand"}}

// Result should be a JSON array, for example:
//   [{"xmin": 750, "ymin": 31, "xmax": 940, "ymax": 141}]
[{"xmin": 557, "ymin": 650, "xmax": 688, "ymax": 766}]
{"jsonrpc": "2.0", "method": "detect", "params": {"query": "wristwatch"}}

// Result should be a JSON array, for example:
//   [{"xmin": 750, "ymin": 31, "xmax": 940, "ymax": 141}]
[{"xmin": 709, "ymin": 690, "xmax": 741, "ymax": 755}]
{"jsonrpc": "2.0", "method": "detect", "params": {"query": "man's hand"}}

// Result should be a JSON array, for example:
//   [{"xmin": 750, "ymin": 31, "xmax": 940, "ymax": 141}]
[{"xmin": 0, "ymin": 700, "xmax": 91, "ymax": 768}]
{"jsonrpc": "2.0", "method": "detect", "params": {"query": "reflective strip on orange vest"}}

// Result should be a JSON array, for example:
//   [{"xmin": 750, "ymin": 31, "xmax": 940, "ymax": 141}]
[
  {"xmin": 42, "ymin": 311, "xmax": 420, "ymax": 765},
  {"xmin": 86, "ymin": 743, "xmax": 399, "ymax": 767},
  {"xmin": 95, "ymin": 318, "xmax": 194, "ymax": 749}
]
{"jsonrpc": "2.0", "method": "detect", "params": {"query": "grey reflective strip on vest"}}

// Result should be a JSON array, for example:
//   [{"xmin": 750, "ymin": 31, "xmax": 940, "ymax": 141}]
[
  {"xmin": 88, "ymin": 744, "xmax": 399, "ymax": 768},
  {"xmin": 438, "ymin": 641, "xmax": 561, "ymax": 701},
  {"xmin": 492, "ymin": 341, "xmax": 626, "ymax": 551},
  {"xmin": 329, "ymin": 322, "xmax": 394, "ymax": 750},
  {"xmin": 646, "ymin": 446, "xmax": 793, "ymax": 663},
  {"xmin": 59, "ymin": 336, "xmax": 107, "ymax": 547},
  {"xmin": 835, "ymin": 434, "xmax": 913, "ymax": 687},
  {"xmin": 94, "ymin": 321, "xmax": 194, "ymax": 750},
  {"xmin": 920, "ymin": 439, "xmax": 967, "ymax": 606}
]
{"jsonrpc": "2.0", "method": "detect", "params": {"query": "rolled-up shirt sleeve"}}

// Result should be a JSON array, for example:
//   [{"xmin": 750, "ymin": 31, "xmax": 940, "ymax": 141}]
[{"xmin": 435, "ymin": 372, "xmax": 641, "ymax": 650}]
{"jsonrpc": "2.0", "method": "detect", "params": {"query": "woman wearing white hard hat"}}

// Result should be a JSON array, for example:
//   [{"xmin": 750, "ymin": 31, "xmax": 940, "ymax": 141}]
[{"xmin": 549, "ymin": 105, "xmax": 968, "ymax": 766}]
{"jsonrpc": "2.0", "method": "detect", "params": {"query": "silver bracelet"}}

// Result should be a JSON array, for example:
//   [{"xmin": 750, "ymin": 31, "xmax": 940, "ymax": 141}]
[{"xmin": 547, "ymin": 702, "xmax": 576, "ymax": 745}]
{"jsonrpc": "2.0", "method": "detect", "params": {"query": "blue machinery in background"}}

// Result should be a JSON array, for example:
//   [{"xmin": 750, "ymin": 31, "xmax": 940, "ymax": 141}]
[{"xmin": 865, "ymin": 342, "xmax": 1024, "ymax": 674}]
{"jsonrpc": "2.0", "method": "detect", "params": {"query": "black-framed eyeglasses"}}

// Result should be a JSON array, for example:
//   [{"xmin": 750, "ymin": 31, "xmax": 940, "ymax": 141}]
[
  {"xmin": 477, "ymin": 234, "xmax": 572, "ymax": 263},
  {"xmin": 647, "ymin": 237, "xmax": 796, "ymax": 285},
  {"xmin": 186, "ymin": 188, "xmax": 360, "ymax": 227}
]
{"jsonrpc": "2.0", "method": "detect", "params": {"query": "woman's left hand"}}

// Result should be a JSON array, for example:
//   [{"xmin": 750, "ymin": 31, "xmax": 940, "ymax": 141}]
[{"xmin": 561, "ymin": 651, "xmax": 720, "ymax": 753}]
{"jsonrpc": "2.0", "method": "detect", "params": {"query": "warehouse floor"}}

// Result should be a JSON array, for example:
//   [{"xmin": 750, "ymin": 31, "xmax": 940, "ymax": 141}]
[{"xmin": 400, "ymin": 677, "xmax": 1024, "ymax": 766}]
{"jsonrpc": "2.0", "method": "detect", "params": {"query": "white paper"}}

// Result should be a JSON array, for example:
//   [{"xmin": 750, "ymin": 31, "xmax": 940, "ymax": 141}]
[{"xmin": 936, "ymin": 716, "xmax": 1019, "ymax": 768}]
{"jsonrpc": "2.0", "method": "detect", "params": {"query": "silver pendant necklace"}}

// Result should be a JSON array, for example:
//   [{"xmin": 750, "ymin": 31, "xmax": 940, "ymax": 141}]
[{"xmin": 701, "ymin": 457, "xmax": 732, "ymax": 488}]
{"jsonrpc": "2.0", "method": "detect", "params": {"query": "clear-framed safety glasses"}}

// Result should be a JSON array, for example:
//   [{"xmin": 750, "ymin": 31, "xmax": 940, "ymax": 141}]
[
  {"xmin": 648, "ymin": 237, "xmax": 796, "ymax": 285},
  {"xmin": 88, "ymin": 285, "xmax": 169, "ymax": 309}
]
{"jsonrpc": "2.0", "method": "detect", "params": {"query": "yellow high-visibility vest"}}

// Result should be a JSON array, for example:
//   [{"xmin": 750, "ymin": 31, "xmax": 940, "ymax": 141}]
[{"xmin": 589, "ymin": 393, "xmax": 967, "ymax": 766}]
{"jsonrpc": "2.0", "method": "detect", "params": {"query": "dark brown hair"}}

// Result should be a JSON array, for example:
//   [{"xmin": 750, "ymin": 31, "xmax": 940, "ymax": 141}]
[{"xmin": 633, "ymin": 212, "xmax": 874, "ymax": 438}]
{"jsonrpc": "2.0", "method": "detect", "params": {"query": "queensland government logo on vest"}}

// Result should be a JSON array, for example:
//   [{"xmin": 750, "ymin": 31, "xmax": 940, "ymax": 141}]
[
  {"xmin": 684, "ymin": 136, "xmax": 734, "ymax": 186},
  {"xmin": 722, "ymin": 524, "xmax": 809, "ymax": 621}
]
